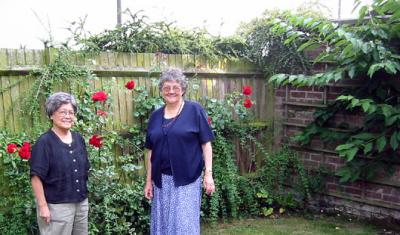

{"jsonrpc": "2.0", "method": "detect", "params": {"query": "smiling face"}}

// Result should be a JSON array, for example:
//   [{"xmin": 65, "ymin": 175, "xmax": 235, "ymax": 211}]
[
  {"xmin": 161, "ymin": 80, "xmax": 184, "ymax": 105},
  {"xmin": 50, "ymin": 103, "xmax": 76, "ymax": 131}
]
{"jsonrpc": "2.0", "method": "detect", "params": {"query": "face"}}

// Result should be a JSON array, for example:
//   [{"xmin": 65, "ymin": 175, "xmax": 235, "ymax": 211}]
[
  {"xmin": 161, "ymin": 80, "xmax": 184, "ymax": 105},
  {"xmin": 50, "ymin": 103, "xmax": 75, "ymax": 131}
]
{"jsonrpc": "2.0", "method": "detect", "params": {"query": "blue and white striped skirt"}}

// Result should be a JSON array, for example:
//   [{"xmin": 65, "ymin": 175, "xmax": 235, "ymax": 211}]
[{"xmin": 151, "ymin": 174, "xmax": 202, "ymax": 235}]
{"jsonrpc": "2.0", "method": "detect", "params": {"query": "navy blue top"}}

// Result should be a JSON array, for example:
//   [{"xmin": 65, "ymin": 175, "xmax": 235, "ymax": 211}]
[
  {"xmin": 29, "ymin": 130, "xmax": 90, "ymax": 204},
  {"xmin": 160, "ymin": 117, "xmax": 173, "ymax": 175},
  {"xmin": 145, "ymin": 100, "xmax": 215, "ymax": 188}
]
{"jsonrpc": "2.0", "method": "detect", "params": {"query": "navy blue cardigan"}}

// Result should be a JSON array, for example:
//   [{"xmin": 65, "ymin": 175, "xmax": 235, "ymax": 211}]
[{"xmin": 145, "ymin": 100, "xmax": 215, "ymax": 188}]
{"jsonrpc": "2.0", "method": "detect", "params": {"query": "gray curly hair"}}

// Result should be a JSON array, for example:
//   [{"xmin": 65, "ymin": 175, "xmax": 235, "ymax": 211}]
[
  {"xmin": 45, "ymin": 92, "xmax": 77, "ymax": 117},
  {"xmin": 158, "ymin": 68, "xmax": 188, "ymax": 95}
]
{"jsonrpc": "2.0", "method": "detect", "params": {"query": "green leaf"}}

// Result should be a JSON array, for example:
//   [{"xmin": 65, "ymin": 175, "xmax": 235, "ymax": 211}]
[
  {"xmin": 368, "ymin": 63, "xmax": 384, "ymax": 77},
  {"xmin": 345, "ymin": 147, "xmax": 358, "ymax": 161},
  {"xmin": 361, "ymin": 101, "xmax": 370, "ymax": 113},
  {"xmin": 358, "ymin": 5, "xmax": 368, "ymax": 21},
  {"xmin": 336, "ymin": 143, "xmax": 355, "ymax": 151},
  {"xmin": 352, "ymin": 133, "xmax": 374, "ymax": 140},
  {"xmin": 363, "ymin": 142, "xmax": 373, "ymax": 154},
  {"xmin": 376, "ymin": 136, "xmax": 387, "ymax": 152},
  {"xmin": 348, "ymin": 65, "xmax": 356, "ymax": 78},
  {"xmin": 336, "ymin": 166, "xmax": 352, "ymax": 183},
  {"xmin": 381, "ymin": 105, "xmax": 393, "ymax": 117},
  {"xmin": 297, "ymin": 40, "xmax": 317, "ymax": 52},
  {"xmin": 390, "ymin": 132, "xmax": 399, "ymax": 150},
  {"xmin": 386, "ymin": 115, "xmax": 399, "ymax": 126}
]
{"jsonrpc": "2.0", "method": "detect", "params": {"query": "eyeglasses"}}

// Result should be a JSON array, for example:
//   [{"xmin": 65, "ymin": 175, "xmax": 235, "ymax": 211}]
[
  {"xmin": 57, "ymin": 110, "xmax": 75, "ymax": 117},
  {"xmin": 162, "ymin": 86, "xmax": 182, "ymax": 93}
]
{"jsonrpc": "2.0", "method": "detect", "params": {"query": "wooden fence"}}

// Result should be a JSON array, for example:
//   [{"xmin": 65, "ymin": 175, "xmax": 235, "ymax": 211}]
[{"xmin": 0, "ymin": 48, "xmax": 274, "ymax": 133}]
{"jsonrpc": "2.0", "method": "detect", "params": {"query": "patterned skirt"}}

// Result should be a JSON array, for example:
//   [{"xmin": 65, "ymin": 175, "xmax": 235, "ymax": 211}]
[{"xmin": 151, "ymin": 174, "xmax": 202, "ymax": 235}]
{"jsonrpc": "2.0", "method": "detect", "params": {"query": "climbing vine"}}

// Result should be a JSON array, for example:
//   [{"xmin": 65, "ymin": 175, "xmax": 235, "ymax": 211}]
[{"xmin": 267, "ymin": 0, "xmax": 400, "ymax": 182}]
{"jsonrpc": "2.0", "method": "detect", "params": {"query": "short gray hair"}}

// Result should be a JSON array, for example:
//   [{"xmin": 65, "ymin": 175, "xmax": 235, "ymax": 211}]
[
  {"xmin": 158, "ymin": 68, "xmax": 188, "ymax": 95},
  {"xmin": 45, "ymin": 92, "xmax": 77, "ymax": 117}
]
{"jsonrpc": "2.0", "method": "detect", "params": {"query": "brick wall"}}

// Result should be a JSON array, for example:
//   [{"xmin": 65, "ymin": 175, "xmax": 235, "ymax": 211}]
[{"xmin": 274, "ymin": 81, "xmax": 400, "ymax": 222}]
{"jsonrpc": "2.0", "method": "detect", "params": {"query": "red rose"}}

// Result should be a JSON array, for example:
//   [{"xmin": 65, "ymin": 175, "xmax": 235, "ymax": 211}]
[
  {"xmin": 6, "ymin": 143, "xmax": 18, "ymax": 153},
  {"xmin": 207, "ymin": 117, "xmax": 212, "ymax": 125},
  {"xmin": 89, "ymin": 135, "xmax": 103, "ymax": 148},
  {"xmin": 243, "ymin": 86, "xmax": 252, "ymax": 96},
  {"xmin": 18, "ymin": 142, "xmax": 31, "ymax": 160},
  {"xmin": 92, "ymin": 91, "xmax": 108, "ymax": 102},
  {"xmin": 243, "ymin": 99, "xmax": 253, "ymax": 109},
  {"xmin": 125, "ymin": 80, "xmax": 135, "ymax": 90},
  {"xmin": 97, "ymin": 109, "xmax": 108, "ymax": 117}
]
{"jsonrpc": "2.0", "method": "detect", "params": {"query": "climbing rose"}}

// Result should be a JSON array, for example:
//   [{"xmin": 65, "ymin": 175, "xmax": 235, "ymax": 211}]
[
  {"xmin": 6, "ymin": 143, "xmax": 18, "ymax": 153},
  {"xmin": 92, "ymin": 91, "xmax": 108, "ymax": 102},
  {"xmin": 207, "ymin": 117, "xmax": 212, "ymax": 125},
  {"xmin": 18, "ymin": 142, "xmax": 31, "ymax": 160},
  {"xmin": 97, "ymin": 109, "xmax": 108, "ymax": 117},
  {"xmin": 125, "ymin": 80, "xmax": 135, "ymax": 90},
  {"xmin": 89, "ymin": 135, "xmax": 103, "ymax": 148},
  {"xmin": 243, "ymin": 86, "xmax": 252, "ymax": 96},
  {"xmin": 243, "ymin": 99, "xmax": 253, "ymax": 109}
]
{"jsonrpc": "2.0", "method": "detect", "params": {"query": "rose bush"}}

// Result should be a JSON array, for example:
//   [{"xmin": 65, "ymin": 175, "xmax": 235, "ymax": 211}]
[{"xmin": 0, "ymin": 131, "xmax": 37, "ymax": 234}]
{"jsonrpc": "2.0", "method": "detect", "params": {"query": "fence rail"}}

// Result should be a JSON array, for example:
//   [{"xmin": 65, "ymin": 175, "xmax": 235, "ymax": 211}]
[{"xmin": 0, "ymin": 48, "xmax": 274, "ymax": 133}]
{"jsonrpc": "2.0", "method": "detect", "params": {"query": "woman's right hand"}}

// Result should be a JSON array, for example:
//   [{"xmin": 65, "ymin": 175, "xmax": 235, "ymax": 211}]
[
  {"xmin": 144, "ymin": 181, "xmax": 153, "ymax": 200},
  {"xmin": 39, "ymin": 204, "xmax": 51, "ymax": 224}
]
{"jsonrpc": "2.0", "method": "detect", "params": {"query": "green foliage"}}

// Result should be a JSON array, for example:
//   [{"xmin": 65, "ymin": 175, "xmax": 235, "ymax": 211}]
[
  {"xmin": 233, "ymin": 147, "xmax": 321, "ymax": 218},
  {"xmin": 200, "ymin": 90, "xmax": 257, "ymax": 223},
  {"xmin": 238, "ymin": 10, "xmax": 313, "ymax": 76},
  {"xmin": 0, "ymin": 130, "xmax": 38, "ymax": 234},
  {"xmin": 89, "ymin": 170, "xmax": 150, "ymax": 234},
  {"xmin": 69, "ymin": 11, "xmax": 247, "ymax": 62},
  {"xmin": 262, "ymin": 1, "xmax": 400, "ymax": 183},
  {"xmin": 257, "ymin": 146, "xmax": 313, "ymax": 210}
]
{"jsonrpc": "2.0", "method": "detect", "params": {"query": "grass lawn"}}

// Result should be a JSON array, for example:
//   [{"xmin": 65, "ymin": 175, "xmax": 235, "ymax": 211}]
[{"xmin": 201, "ymin": 215, "xmax": 382, "ymax": 235}]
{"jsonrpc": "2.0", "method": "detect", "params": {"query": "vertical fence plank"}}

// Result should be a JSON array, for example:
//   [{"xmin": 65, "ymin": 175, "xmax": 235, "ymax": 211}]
[
  {"xmin": 0, "ymin": 49, "xmax": 8, "ymax": 68},
  {"xmin": 10, "ymin": 76, "xmax": 21, "ymax": 132},
  {"xmin": 117, "ymin": 77, "xmax": 128, "ymax": 126},
  {"xmin": 1, "ymin": 76, "xmax": 14, "ymax": 132},
  {"xmin": 0, "ymin": 76, "xmax": 5, "ymax": 128},
  {"xmin": 126, "ymin": 77, "xmax": 134, "ymax": 125},
  {"xmin": 136, "ymin": 53, "xmax": 145, "ymax": 68},
  {"xmin": 17, "ymin": 50, "xmax": 26, "ymax": 66}
]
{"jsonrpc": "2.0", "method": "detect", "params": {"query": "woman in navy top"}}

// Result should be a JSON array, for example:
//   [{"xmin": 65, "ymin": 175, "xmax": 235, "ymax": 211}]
[
  {"xmin": 30, "ymin": 92, "xmax": 90, "ymax": 235},
  {"xmin": 144, "ymin": 68, "xmax": 215, "ymax": 235}
]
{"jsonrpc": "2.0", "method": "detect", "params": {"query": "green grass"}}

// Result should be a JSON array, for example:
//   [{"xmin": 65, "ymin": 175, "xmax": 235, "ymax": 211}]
[{"xmin": 201, "ymin": 216, "xmax": 380, "ymax": 235}]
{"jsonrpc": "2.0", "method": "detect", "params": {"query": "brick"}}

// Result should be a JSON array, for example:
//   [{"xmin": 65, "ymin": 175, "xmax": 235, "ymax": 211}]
[
  {"xmin": 306, "ymin": 92, "xmax": 323, "ymax": 99},
  {"xmin": 310, "ymin": 153, "xmax": 323, "ymax": 162},
  {"xmin": 295, "ymin": 87, "xmax": 313, "ymax": 91},
  {"xmin": 365, "ymin": 191, "xmax": 382, "ymax": 200},
  {"xmin": 290, "ymin": 91, "xmax": 306, "ymax": 98},
  {"xmin": 326, "ymin": 155, "xmax": 343, "ymax": 164},
  {"xmin": 327, "ymin": 183, "xmax": 338, "ymax": 191},
  {"xmin": 313, "ymin": 87, "xmax": 325, "ymax": 92},
  {"xmin": 382, "ymin": 195, "xmax": 400, "ymax": 204},
  {"xmin": 325, "ymin": 163, "xmax": 338, "ymax": 171},
  {"xmin": 275, "ymin": 90, "xmax": 286, "ymax": 97},
  {"xmin": 345, "ymin": 187, "xmax": 362, "ymax": 197},
  {"xmin": 327, "ymin": 93, "xmax": 340, "ymax": 100},
  {"xmin": 287, "ymin": 118, "xmax": 305, "ymax": 125}
]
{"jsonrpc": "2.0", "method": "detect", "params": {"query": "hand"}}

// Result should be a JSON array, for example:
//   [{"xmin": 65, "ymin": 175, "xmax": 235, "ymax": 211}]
[
  {"xmin": 144, "ymin": 181, "xmax": 153, "ymax": 200},
  {"xmin": 203, "ymin": 173, "xmax": 215, "ymax": 195},
  {"xmin": 39, "ymin": 204, "xmax": 51, "ymax": 224}
]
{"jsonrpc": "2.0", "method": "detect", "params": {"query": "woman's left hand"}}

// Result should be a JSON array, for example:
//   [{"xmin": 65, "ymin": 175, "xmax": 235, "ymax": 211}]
[{"xmin": 203, "ymin": 172, "xmax": 215, "ymax": 195}]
